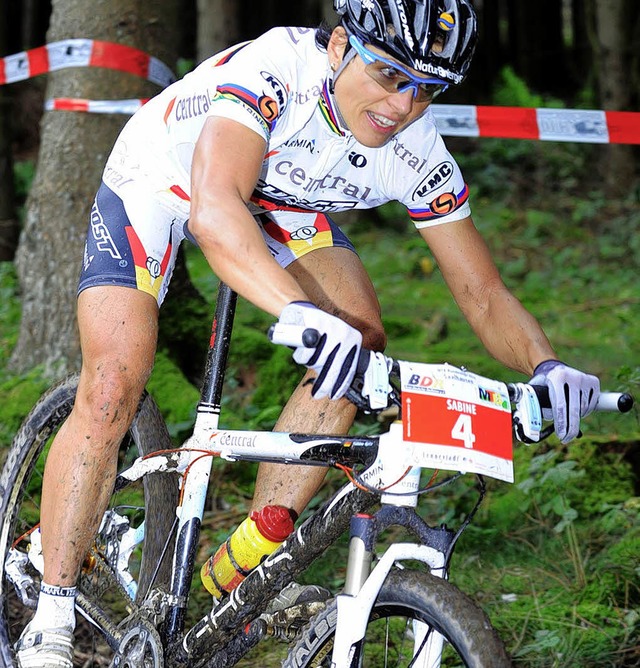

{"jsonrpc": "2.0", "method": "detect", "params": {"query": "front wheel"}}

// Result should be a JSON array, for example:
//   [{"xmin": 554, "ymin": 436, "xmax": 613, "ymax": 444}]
[
  {"xmin": 0, "ymin": 374, "xmax": 178, "ymax": 668},
  {"xmin": 284, "ymin": 569, "xmax": 511, "ymax": 668}
]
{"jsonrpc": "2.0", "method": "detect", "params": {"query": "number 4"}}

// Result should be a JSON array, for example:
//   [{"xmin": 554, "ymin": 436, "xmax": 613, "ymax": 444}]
[{"xmin": 451, "ymin": 413, "xmax": 476, "ymax": 449}]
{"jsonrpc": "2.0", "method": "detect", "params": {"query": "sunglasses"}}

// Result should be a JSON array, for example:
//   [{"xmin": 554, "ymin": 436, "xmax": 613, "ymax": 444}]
[{"xmin": 348, "ymin": 35, "xmax": 448, "ymax": 103}]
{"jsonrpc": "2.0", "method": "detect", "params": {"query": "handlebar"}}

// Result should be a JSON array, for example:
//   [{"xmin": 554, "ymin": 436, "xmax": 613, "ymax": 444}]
[
  {"xmin": 526, "ymin": 383, "xmax": 634, "ymax": 413},
  {"xmin": 268, "ymin": 323, "xmax": 635, "ymax": 416}
]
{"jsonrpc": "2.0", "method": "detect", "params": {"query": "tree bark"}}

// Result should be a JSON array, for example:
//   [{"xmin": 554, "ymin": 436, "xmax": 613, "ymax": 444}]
[
  {"xmin": 10, "ymin": 0, "xmax": 179, "ymax": 376},
  {"xmin": 593, "ymin": 0, "xmax": 636, "ymax": 196},
  {"xmin": 196, "ymin": 0, "xmax": 240, "ymax": 63}
]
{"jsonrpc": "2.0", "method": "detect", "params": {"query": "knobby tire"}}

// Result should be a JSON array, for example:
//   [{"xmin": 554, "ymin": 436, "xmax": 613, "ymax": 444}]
[
  {"xmin": 0, "ymin": 374, "xmax": 177, "ymax": 667},
  {"xmin": 284, "ymin": 569, "xmax": 511, "ymax": 668}
]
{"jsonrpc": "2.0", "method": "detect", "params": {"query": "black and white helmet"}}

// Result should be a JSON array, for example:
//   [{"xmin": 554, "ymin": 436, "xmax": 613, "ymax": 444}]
[{"xmin": 333, "ymin": 0, "xmax": 478, "ymax": 85}]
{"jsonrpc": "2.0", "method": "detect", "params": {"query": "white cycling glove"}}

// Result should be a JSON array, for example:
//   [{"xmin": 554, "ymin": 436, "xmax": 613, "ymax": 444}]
[
  {"xmin": 529, "ymin": 360, "xmax": 600, "ymax": 443},
  {"xmin": 278, "ymin": 301, "xmax": 363, "ymax": 400}
]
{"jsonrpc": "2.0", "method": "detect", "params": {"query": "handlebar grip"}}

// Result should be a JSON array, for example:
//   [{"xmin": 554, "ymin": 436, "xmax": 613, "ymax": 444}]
[
  {"xmin": 597, "ymin": 392, "xmax": 634, "ymax": 413},
  {"xmin": 270, "ymin": 325, "xmax": 372, "ymax": 374},
  {"xmin": 268, "ymin": 324, "xmax": 320, "ymax": 348},
  {"xmin": 531, "ymin": 385, "xmax": 634, "ymax": 413},
  {"xmin": 355, "ymin": 348, "xmax": 372, "ymax": 377}
]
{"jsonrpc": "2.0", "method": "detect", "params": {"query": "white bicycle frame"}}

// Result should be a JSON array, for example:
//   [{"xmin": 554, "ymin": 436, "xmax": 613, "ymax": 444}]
[{"xmin": 116, "ymin": 413, "xmax": 452, "ymax": 668}]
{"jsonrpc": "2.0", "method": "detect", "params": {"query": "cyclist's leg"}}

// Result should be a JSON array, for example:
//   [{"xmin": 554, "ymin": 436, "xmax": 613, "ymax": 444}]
[
  {"xmin": 251, "ymin": 244, "xmax": 385, "ymax": 516},
  {"xmin": 40, "ymin": 285, "xmax": 159, "ymax": 588}
]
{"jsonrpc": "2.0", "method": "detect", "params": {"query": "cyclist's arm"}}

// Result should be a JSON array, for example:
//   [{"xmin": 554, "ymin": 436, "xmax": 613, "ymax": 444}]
[
  {"xmin": 189, "ymin": 116, "xmax": 308, "ymax": 317},
  {"xmin": 419, "ymin": 215, "xmax": 557, "ymax": 375}
]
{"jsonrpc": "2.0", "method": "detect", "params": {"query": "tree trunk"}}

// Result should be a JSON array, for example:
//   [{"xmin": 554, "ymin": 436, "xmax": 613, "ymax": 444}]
[
  {"xmin": 10, "ymin": 0, "xmax": 179, "ymax": 376},
  {"xmin": 196, "ymin": 0, "xmax": 240, "ymax": 63},
  {"xmin": 593, "ymin": 0, "xmax": 636, "ymax": 196}
]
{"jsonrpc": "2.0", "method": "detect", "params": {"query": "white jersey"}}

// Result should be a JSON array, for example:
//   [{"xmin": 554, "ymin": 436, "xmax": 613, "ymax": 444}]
[{"xmin": 104, "ymin": 26, "xmax": 471, "ymax": 229}]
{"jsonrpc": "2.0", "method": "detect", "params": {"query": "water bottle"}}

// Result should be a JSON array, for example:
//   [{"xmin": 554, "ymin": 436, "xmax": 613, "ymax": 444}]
[{"xmin": 200, "ymin": 505, "xmax": 295, "ymax": 598}]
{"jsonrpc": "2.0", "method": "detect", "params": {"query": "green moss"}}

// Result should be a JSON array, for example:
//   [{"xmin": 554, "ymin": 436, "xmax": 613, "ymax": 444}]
[{"xmin": 146, "ymin": 351, "xmax": 200, "ymax": 439}]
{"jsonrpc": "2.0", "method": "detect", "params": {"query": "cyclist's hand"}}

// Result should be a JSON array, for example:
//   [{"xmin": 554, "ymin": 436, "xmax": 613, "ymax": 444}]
[
  {"xmin": 529, "ymin": 360, "xmax": 600, "ymax": 443},
  {"xmin": 278, "ymin": 301, "xmax": 362, "ymax": 400}
]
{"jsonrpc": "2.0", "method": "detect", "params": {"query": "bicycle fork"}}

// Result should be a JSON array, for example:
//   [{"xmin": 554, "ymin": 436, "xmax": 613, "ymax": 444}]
[{"xmin": 332, "ymin": 475, "xmax": 455, "ymax": 668}]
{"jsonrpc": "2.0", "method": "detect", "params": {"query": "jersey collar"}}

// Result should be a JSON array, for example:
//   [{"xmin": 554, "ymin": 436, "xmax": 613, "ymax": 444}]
[{"xmin": 319, "ymin": 78, "xmax": 350, "ymax": 137}]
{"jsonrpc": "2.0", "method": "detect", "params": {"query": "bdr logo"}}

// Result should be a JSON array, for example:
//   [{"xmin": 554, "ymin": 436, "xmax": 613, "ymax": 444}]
[
  {"xmin": 408, "ymin": 374, "xmax": 433, "ymax": 386},
  {"xmin": 407, "ymin": 373, "xmax": 446, "ymax": 393}
]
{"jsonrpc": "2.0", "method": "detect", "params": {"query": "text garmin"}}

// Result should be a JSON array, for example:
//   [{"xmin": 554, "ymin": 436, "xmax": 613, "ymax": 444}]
[{"xmin": 282, "ymin": 137, "xmax": 317, "ymax": 153}]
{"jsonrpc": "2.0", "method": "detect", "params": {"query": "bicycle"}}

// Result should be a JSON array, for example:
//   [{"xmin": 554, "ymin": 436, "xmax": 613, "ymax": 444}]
[{"xmin": 0, "ymin": 281, "xmax": 634, "ymax": 668}]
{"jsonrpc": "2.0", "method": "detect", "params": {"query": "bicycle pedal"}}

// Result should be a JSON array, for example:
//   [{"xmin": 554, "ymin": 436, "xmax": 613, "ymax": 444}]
[{"xmin": 261, "ymin": 601, "xmax": 328, "ymax": 642}]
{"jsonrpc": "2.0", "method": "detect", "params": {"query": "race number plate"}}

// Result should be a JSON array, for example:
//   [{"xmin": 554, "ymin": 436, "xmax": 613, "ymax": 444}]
[{"xmin": 399, "ymin": 362, "xmax": 514, "ymax": 482}]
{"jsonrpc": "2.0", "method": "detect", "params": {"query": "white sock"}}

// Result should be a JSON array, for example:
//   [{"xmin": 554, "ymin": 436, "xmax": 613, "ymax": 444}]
[{"xmin": 29, "ymin": 582, "xmax": 77, "ymax": 632}]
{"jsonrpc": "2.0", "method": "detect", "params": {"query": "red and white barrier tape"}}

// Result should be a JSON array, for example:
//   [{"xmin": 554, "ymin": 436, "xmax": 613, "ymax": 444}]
[
  {"xmin": 44, "ymin": 97, "xmax": 149, "ymax": 114},
  {"xmin": 432, "ymin": 104, "xmax": 640, "ymax": 145},
  {"xmin": 2, "ymin": 40, "xmax": 638, "ymax": 144},
  {"xmin": 0, "ymin": 39, "xmax": 175, "ymax": 88},
  {"xmin": 41, "ymin": 98, "xmax": 640, "ymax": 144}
]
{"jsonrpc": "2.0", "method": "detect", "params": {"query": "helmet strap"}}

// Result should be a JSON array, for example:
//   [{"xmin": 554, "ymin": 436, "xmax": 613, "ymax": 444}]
[{"xmin": 329, "ymin": 45, "xmax": 356, "ymax": 93}]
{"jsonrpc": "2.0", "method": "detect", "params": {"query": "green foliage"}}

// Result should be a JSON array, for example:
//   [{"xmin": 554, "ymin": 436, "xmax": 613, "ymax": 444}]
[
  {"xmin": 492, "ymin": 67, "xmax": 545, "ymax": 109},
  {"xmin": 0, "ymin": 263, "xmax": 49, "ymax": 452},
  {"xmin": 0, "ymin": 262, "xmax": 21, "ymax": 370},
  {"xmin": 13, "ymin": 160, "xmax": 35, "ymax": 201},
  {"xmin": 0, "ymin": 369, "xmax": 49, "ymax": 452},
  {"xmin": 146, "ymin": 352, "xmax": 200, "ymax": 440},
  {"xmin": 175, "ymin": 58, "xmax": 195, "ymax": 78}
]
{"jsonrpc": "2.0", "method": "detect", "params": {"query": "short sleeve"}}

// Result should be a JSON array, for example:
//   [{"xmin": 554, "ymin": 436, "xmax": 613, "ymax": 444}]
[{"xmin": 399, "ymin": 112, "xmax": 472, "ymax": 229}]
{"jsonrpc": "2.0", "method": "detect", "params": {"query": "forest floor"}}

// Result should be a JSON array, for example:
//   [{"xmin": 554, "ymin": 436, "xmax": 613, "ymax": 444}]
[{"xmin": 1, "ymin": 138, "xmax": 639, "ymax": 666}]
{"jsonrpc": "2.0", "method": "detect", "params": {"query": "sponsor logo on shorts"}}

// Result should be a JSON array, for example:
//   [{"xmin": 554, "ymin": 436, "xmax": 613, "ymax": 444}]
[
  {"xmin": 90, "ymin": 200, "xmax": 121, "ymax": 259},
  {"xmin": 146, "ymin": 257, "xmax": 161, "ymax": 279},
  {"xmin": 289, "ymin": 226, "xmax": 318, "ymax": 241}
]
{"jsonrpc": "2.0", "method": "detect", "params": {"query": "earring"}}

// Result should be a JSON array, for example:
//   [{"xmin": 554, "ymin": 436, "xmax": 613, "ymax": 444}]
[{"xmin": 331, "ymin": 62, "xmax": 337, "ymax": 71}]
